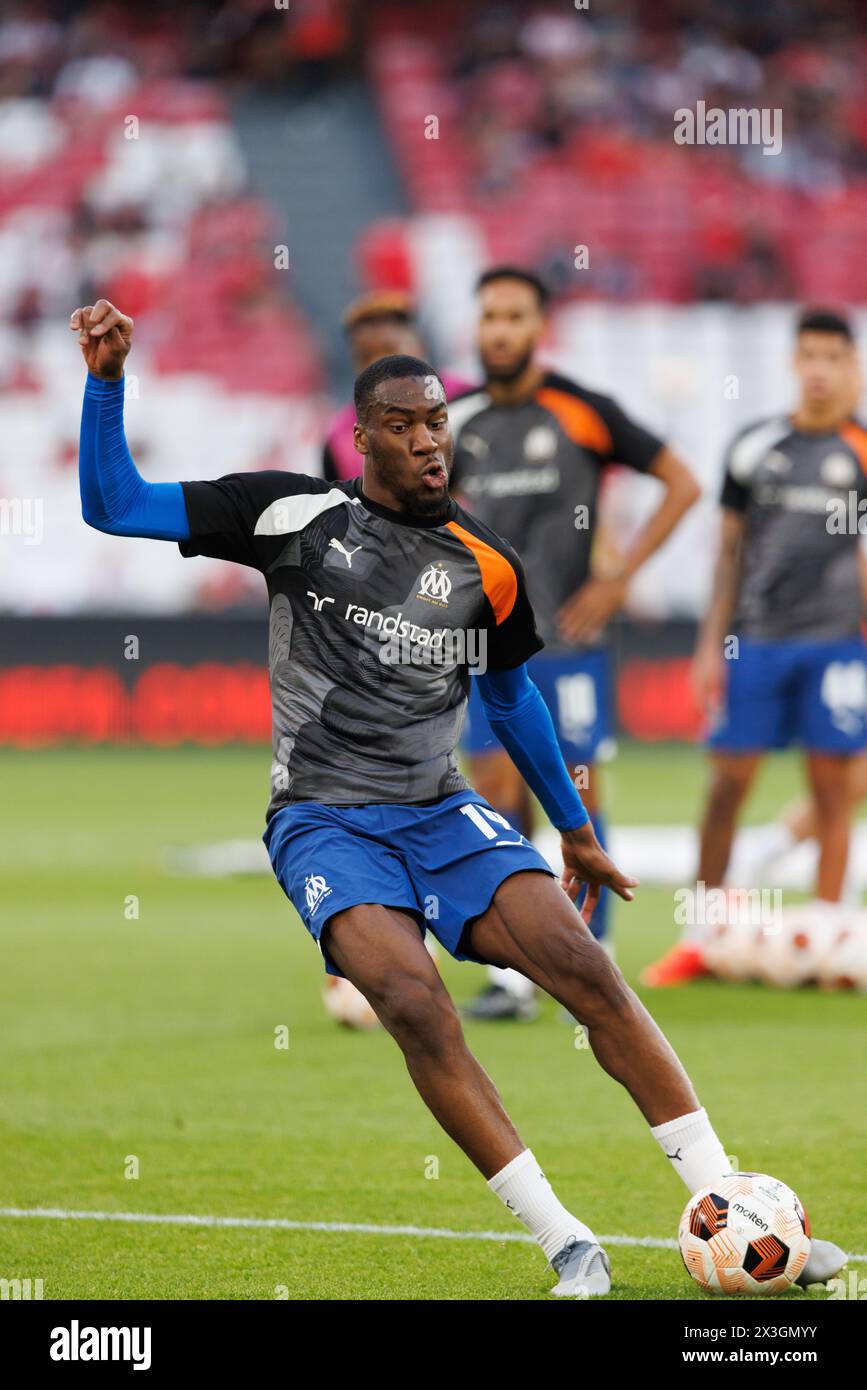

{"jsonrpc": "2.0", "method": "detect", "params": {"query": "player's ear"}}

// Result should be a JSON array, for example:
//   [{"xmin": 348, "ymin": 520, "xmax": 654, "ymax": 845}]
[{"xmin": 353, "ymin": 421, "xmax": 369, "ymax": 456}]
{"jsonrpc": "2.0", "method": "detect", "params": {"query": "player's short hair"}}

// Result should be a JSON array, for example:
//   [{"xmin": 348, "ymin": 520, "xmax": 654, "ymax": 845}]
[
  {"xmin": 476, "ymin": 264, "xmax": 550, "ymax": 309},
  {"xmin": 797, "ymin": 307, "xmax": 854, "ymax": 342},
  {"xmin": 342, "ymin": 290, "xmax": 416, "ymax": 333},
  {"xmin": 354, "ymin": 354, "xmax": 444, "ymax": 421}
]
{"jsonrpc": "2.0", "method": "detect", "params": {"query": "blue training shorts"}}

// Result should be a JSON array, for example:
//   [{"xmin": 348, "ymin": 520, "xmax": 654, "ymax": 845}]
[
  {"xmin": 708, "ymin": 636, "xmax": 867, "ymax": 753},
  {"xmin": 263, "ymin": 788, "xmax": 556, "ymax": 975}
]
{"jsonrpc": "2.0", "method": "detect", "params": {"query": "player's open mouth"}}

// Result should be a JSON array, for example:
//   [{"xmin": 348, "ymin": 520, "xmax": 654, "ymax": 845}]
[{"xmin": 421, "ymin": 463, "xmax": 448, "ymax": 489}]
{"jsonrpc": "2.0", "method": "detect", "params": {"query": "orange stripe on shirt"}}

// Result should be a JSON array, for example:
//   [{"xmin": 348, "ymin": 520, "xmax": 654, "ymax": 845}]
[
  {"xmin": 446, "ymin": 520, "xmax": 517, "ymax": 625},
  {"xmin": 536, "ymin": 387, "xmax": 613, "ymax": 456},
  {"xmin": 839, "ymin": 421, "xmax": 867, "ymax": 475}
]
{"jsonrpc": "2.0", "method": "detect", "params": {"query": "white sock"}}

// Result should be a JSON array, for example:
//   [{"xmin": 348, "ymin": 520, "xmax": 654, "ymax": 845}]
[
  {"xmin": 488, "ymin": 1148, "xmax": 595, "ymax": 1264},
  {"xmin": 486, "ymin": 965, "xmax": 535, "ymax": 1001},
  {"xmin": 650, "ymin": 1107, "xmax": 732, "ymax": 1195}
]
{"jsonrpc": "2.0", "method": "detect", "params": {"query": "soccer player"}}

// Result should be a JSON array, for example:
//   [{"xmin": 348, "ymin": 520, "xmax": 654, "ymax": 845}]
[
  {"xmin": 72, "ymin": 298, "xmax": 843, "ymax": 1295},
  {"xmin": 644, "ymin": 308, "xmax": 867, "ymax": 987},
  {"xmin": 449, "ymin": 266, "xmax": 701, "ymax": 1019},
  {"xmin": 322, "ymin": 290, "xmax": 468, "ymax": 484}
]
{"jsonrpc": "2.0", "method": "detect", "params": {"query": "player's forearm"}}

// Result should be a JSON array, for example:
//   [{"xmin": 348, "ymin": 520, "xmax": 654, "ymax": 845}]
[
  {"xmin": 79, "ymin": 374, "xmax": 190, "ymax": 540},
  {"xmin": 619, "ymin": 451, "xmax": 701, "ymax": 582},
  {"xmin": 698, "ymin": 514, "xmax": 744, "ymax": 649},
  {"xmin": 698, "ymin": 548, "xmax": 739, "ymax": 649},
  {"xmin": 476, "ymin": 666, "xmax": 589, "ymax": 832}
]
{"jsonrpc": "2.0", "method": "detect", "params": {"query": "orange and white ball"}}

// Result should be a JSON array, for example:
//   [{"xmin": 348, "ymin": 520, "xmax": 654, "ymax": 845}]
[{"xmin": 679, "ymin": 1172, "xmax": 811, "ymax": 1295}]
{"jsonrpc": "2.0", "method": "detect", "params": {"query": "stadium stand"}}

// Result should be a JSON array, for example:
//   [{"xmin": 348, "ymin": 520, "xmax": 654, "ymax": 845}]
[
  {"xmin": 3, "ymin": 0, "xmax": 866, "ymax": 619},
  {"xmin": 0, "ymin": 2, "xmax": 330, "ymax": 613}
]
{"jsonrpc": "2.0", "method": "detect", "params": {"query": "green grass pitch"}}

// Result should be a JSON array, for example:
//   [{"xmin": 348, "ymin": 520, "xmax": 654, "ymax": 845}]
[{"xmin": 0, "ymin": 743, "xmax": 863, "ymax": 1300}]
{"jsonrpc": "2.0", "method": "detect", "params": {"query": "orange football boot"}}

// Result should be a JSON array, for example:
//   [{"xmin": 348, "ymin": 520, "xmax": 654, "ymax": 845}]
[{"xmin": 640, "ymin": 941, "xmax": 711, "ymax": 987}]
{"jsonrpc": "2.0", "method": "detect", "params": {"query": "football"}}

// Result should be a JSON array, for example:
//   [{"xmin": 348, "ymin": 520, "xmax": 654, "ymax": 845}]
[
  {"xmin": 679, "ymin": 1172, "xmax": 811, "ymax": 1295},
  {"xmin": 753, "ymin": 904, "xmax": 838, "ymax": 989},
  {"xmin": 702, "ymin": 917, "xmax": 759, "ymax": 982},
  {"xmin": 817, "ymin": 917, "xmax": 867, "ymax": 991},
  {"xmin": 322, "ymin": 977, "xmax": 380, "ymax": 1031}
]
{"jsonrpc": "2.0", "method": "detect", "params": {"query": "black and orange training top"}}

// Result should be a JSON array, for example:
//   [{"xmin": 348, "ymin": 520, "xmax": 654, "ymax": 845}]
[
  {"xmin": 449, "ymin": 370, "xmax": 664, "ymax": 648},
  {"xmin": 178, "ymin": 472, "xmax": 542, "ymax": 816}
]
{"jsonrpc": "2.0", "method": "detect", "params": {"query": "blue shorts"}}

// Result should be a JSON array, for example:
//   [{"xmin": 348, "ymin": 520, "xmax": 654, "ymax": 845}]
[
  {"xmin": 263, "ymin": 789, "xmax": 556, "ymax": 975},
  {"xmin": 708, "ymin": 637, "xmax": 867, "ymax": 753},
  {"xmin": 464, "ymin": 649, "xmax": 615, "ymax": 765}
]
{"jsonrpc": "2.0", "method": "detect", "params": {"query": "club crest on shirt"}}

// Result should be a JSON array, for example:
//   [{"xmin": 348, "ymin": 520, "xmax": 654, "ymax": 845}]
[
  {"xmin": 821, "ymin": 452, "xmax": 857, "ymax": 488},
  {"xmin": 523, "ymin": 424, "xmax": 558, "ymax": 462},
  {"xmin": 416, "ymin": 562, "xmax": 452, "ymax": 607}
]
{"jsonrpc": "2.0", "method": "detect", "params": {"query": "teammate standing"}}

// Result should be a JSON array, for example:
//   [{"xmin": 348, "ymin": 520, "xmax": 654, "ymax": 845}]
[
  {"xmin": 450, "ymin": 267, "xmax": 700, "ymax": 1019},
  {"xmin": 644, "ymin": 308, "xmax": 867, "ymax": 986},
  {"xmin": 71, "ymin": 296, "xmax": 845, "ymax": 1295}
]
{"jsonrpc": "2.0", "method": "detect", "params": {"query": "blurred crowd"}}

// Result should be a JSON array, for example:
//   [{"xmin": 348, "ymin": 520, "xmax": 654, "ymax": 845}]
[
  {"xmin": 0, "ymin": 2, "xmax": 326, "ymax": 395},
  {"xmin": 1, "ymin": 0, "xmax": 865, "ymax": 614},
  {"xmin": 451, "ymin": 1, "xmax": 867, "ymax": 192},
  {"xmin": 0, "ymin": 0, "xmax": 354, "ymax": 96},
  {"xmin": 371, "ymin": 0, "xmax": 867, "ymax": 303}
]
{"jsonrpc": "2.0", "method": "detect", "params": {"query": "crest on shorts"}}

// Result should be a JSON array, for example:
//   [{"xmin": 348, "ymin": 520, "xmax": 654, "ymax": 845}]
[{"xmin": 305, "ymin": 873, "xmax": 332, "ymax": 914}]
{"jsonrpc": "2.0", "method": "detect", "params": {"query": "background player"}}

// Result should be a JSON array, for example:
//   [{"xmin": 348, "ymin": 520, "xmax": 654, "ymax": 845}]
[
  {"xmin": 645, "ymin": 308, "xmax": 867, "ymax": 986},
  {"xmin": 323, "ymin": 290, "xmax": 468, "ymax": 483},
  {"xmin": 449, "ymin": 266, "xmax": 701, "ymax": 1019},
  {"xmin": 72, "ymin": 297, "xmax": 848, "ymax": 1297}
]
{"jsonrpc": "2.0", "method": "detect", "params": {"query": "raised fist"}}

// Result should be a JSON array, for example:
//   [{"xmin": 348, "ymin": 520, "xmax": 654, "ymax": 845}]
[{"xmin": 69, "ymin": 300, "xmax": 133, "ymax": 380}]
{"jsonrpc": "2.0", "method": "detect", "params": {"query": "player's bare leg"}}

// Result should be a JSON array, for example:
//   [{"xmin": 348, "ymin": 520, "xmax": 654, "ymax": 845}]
[
  {"xmin": 322, "ymin": 900, "xmax": 611, "ymax": 1294},
  {"xmin": 805, "ymin": 751, "xmax": 852, "ymax": 902},
  {"xmin": 470, "ymin": 872, "xmax": 699, "ymax": 1126},
  {"xmin": 468, "ymin": 868, "xmax": 846, "ymax": 1288},
  {"xmin": 697, "ymin": 751, "xmax": 763, "ymax": 887},
  {"xmin": 463, "ymin": 750, "xmax": 538, "ymax": 1020},
  {"xmin": 734, "ymin": 750, "xmax": 867, "ymax": 893},
  {"xmin": 784, "ymin": 751, "xmax": 867, "ymax": 843},
  {"xmin": 322, "ymin": 902, "xmax": 525, "ymax": 1175},
  {"xmin": 642, "ymin": 751, "xmax": 762, "ymax": 986}
]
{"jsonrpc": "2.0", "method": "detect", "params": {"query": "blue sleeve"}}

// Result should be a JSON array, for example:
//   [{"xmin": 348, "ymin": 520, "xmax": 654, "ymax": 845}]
[
  {"xmin": 79, "ymin": 374, "xmax": 190, "ymax": 540},
  {"xmin": 475, "ymin": 664, "xmax": 589, "ymax": 832}
]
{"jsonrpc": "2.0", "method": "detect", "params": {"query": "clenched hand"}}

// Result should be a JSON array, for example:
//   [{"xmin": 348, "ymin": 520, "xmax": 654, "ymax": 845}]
[{"xmin": 69, "ymin": 300, "xmax": 133, "ymax": 380}]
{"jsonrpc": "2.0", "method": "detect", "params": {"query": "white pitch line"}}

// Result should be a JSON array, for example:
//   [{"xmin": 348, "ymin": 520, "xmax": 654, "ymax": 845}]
[{"xmin": 0, "ymin": 1207, "xmax": 864, "ymax": 1263}]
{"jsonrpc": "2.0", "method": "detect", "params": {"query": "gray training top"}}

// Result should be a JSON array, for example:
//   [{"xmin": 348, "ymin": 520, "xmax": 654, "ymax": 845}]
[
  {"xmin": 448, "ymin": 371, "xmax": 664, "ymax": 651},
  {"xmin": 719, "ymin": 415, "xmax": 867, "ymax": 641}
]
